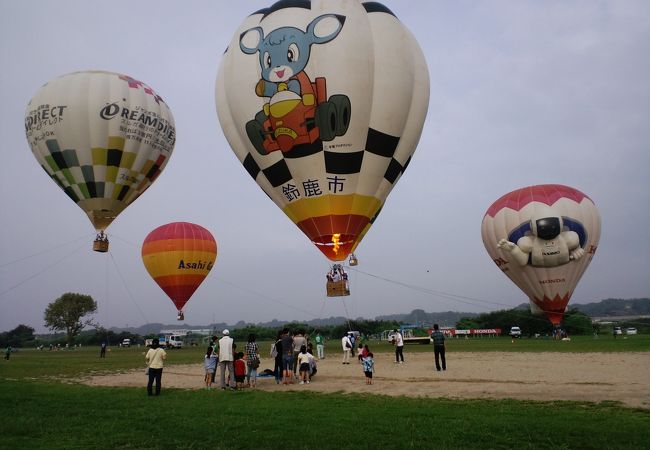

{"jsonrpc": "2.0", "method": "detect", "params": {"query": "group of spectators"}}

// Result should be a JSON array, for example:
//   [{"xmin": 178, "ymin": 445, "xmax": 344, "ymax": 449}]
[
  {"xmin": 145, "ymin": 325, "xmax": 448, "ymax": 396},
  {"xmin": 203, "ymin": 330, "xmax": 261, "ymax": 391},
  {"xmin": 271, "ymin": 328, "xmax": 319, "ymax": 385}
]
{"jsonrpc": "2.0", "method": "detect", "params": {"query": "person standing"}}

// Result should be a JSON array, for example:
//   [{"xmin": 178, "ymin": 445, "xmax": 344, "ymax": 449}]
[
  {"xmin": 362, "ymin": 352, "xmax": 375, "ymax": 384},
  {"xmin": 431, "ymin": 324, "xmax": 446, "ymax": 371},
  {"xmin": 233, "ymin": 352, "xmax": 247, "ymax": 389},
  {"xmin": 4, "ymin": 345, "xmax": 12, "ymax": 361},
  {"xmin": 272, "ymin": 330, "xmax": 283, "ymax": 385},
  {"xmin": 393, "ymin": 329, "xmax": 404, "ymax": 364},
  {"xmin": 145, "ymin": 338, "xmax": 167, "ymax": 396},
  {"xmin": 292, "ymin": 330, "xmax": 307, "ymax": 378},
  {"xmin": 341, "ymin": 333, "xmax": 352, "ymax": 364},
  {"xmin": 245, "ymin": 333, "xmax": 260, "ymax": 388},
  {"xmin": 297, "ymin": 345, "xmax": 311, "ymax": 384},
  {"xmin": 210, "ymin": 335, "xmax": 219, "ymax": 384},
  {"xmin": 280, "ymin": 328, "xmax": 294, "ymax": 384},
  {"xmin": 204, "ymin": 346, "xmax": 218, "ymax": 390},
  {"xmin": 99, "ymin": 342, "xmax": 107, "ymax": 358},
  {"xmin": 218, "ymin": 329, "xmax": 235, "ymax": 390},
  {"xmin": 315, "ymin": 331, "xmax": 325, "ymax": 359}
]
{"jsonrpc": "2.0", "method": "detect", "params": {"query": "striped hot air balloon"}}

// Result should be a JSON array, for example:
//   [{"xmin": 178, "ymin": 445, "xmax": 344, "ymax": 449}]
[
  {"xmin": 141, "ymin": 222, "xmax": 217, "ymax": 320},
  {"xmin": 216, "ymin": 0, "xmax": 429, "ymax": 261},
  {"xmin": 481, "ymin": 184, "xmax": 601, "ymax": 326}
]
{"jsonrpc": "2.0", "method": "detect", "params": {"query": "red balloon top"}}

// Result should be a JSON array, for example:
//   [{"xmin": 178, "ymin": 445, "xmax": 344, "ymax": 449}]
[{"xmin": 484, "ymin": 184, "xmax": 591, "ymax": 218}]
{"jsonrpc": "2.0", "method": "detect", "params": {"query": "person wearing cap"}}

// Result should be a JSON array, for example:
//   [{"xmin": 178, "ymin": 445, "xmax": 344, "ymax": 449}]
[{"xmin": 218, "ymin": 329, "xmax": 235, "ymax": 390}]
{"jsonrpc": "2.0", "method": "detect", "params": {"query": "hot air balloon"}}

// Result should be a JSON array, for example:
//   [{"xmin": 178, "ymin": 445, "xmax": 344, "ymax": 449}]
[
  {"xmin": 481, "ymin": 184, "xmax": 601, "ymax": 326},
  {"xmin": 142, "ymin": 222, "xmax": 217, "ymax": 320},
  {"xmin": 25, "ymin": 71, "xmax": 176, "ymax": 252},
  {"xmin": 215, "ymin": 0, "xmax": 429, "ymax": 272}
]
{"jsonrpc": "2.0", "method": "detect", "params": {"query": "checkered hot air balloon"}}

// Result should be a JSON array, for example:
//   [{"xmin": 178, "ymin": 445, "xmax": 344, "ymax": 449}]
[
  {"xmin": 25, "ymin": 71, "xmax": 175, "ymax": 251},
  {"xmin": 216, "ymin": 0, "xmax": 429, "ymax": 262},
  {"xmin": 481, "ymin": 184, "xmax": 601, "ymax": 326},
  {"xmin": 141, "ymin": 222, "xmax": 217, "ymax": 320}
]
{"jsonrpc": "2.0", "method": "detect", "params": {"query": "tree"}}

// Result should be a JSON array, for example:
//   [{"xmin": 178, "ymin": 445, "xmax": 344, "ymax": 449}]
[
  {"xmin": 0, "ymin": 324, "xmax": 35, "ymax": 347},
  {"xmin": 44, "ymin": 293, "xmax": 97, "ymax": 346}
]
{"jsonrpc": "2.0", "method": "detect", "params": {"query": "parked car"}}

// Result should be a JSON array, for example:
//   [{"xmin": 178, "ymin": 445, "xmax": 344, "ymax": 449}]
[
  {"xmin": 121, "ymin": 338, "xmax": 131, "ymax": 347},
  {"xmin": 509, "ymin": 326, "xmax": 522, "ymax": 338},
  {"xmin": 625, "ymin": 328, "xmax": 638, "ymax": 335},
  {"xmin": 613, "ymin": 327, "xmax": 623, "ymax": 335}
]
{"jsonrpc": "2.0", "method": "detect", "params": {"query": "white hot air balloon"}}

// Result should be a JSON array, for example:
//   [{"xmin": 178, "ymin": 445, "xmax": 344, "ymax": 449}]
[
  {"xmin": 25, "ymin": 70, "xmax": 176, "ymax": 251},
  {"xmin": 481, "ymin": 184, "xmax": 601, "ymax": 326},
  {"xmin": 216, "ymin": 0, "xmax": 429, "ymax": 263}
]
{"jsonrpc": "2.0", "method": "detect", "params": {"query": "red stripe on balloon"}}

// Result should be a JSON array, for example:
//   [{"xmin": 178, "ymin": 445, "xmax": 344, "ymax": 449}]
[
  {"xmin": 532, "ymin": 292, "xmax": 572, "ymax": 326},
  {"xmin": 484, "ymin": 184, "xmax": 590, "ymax": 218},
  {"xmin": 296, "ymin": 214, "xmax": 369, "ymax": 261}
]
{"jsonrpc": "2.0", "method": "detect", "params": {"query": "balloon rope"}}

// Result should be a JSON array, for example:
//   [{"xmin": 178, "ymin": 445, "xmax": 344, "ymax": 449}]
[
  {"xmin": 350, "ymin": 267, "xmax": 512, "ymax": 310},
  {"xmin": 107, "ymin": 250, "xmax": 149, "ymax": 325},
  {"xmin": 103, "ymin": 246, "xmax": 110, "ymax": 332},
  {"xmin": 341, "ymin": 298, "xmax": 354, "ymax": 332},
  {"xmin": 0, "ymin": 234, "xmax": 90, "ymax": 268},
  {"xmin": 349, "ymin": 267, "xmax": 577, "ymax": 327},
  {"xmin": 105, "ymin": 233, "xmax": 138, "ymax": 249},
  {"xmin": 215, "ymin": 277, "xmax": 320, "ymax": 319},
  {"xmin": 0, "ymin": 241, "xmax": 87, "ymax": 298}
]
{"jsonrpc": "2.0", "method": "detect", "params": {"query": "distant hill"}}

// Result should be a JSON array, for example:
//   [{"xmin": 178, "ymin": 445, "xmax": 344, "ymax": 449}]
[
  {"xmin": 375, "ymin": 309, "xmax": 478, "ymax": 327},
  {"xmin": 108, "ymin": 298, "xmax": 649, "ymax": 333},
  {"xmin": 572, "ymin": 298, "xmax": 650, "ymax": 317}
]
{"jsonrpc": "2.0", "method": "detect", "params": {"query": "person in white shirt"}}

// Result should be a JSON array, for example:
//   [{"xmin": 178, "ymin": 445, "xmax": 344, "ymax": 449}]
[
  {"xmin": 393, "ymin": 329, "xmax": 404, "ymax": 363},
  {"xmin": 341, "ymin": 333, "xmax": 352, "ymax": 364},
  {"xmin": 218, "ymin": 329, "xmax": 235, "ymax": 390}
]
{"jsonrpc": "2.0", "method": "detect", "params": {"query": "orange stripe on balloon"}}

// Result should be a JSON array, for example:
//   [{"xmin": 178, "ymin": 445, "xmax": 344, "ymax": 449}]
[
  {"xmin": 142, "ymin": 238, "xmax": 217, "ymax": 255},
  {"xmin": 154, "ymin": 274, "xmax": 208, "ymax": 289}
]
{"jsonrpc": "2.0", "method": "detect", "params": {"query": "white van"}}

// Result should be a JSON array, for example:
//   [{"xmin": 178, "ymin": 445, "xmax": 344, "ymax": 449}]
[
  {"xmin": 625, "ymin": 328, "xmax": 637, "ymax": 335},
  {"xmin": 509, "ymin": 327, "xmax": 522, "ymax": 338},
  {"xmin": 121, "ymin": 338, "xmax": 131, "ymax": 347}
]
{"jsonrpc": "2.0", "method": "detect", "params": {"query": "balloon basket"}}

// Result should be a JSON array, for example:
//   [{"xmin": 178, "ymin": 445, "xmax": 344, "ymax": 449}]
[
  {"xmin": 327, "ymin": 280, "xmax": 350, "ymax": 297},
  {"xmin": 176, "ymin": 311, "xmax": 185, "ymax": 321},
  {"xmin": 93, "ymin": 239, "xmax": 109, "ymax": 253}
]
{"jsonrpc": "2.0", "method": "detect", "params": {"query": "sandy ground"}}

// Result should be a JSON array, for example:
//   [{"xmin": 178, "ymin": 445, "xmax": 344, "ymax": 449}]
[{"xmin": 83, "ymin": 351, "xmax": 650, "ymax": 409}]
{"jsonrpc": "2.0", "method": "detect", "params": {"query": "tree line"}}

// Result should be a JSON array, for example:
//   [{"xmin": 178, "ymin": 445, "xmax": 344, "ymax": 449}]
[{"xmin": 3, "ymin": 292, "xmax": 649, "ymax": 348}]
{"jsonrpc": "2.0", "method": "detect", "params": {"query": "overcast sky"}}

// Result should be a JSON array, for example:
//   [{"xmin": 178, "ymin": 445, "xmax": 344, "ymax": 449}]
[{"xmin": 1, "ymin": 1, "xmax": 648, "ymax": 333}]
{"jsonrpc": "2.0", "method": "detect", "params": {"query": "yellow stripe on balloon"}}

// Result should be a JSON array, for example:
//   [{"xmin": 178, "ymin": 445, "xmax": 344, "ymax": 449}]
[
  {"xmin": 283, "ymin": 194, "xmax": 381, "ymax": 224},
  {"xmin": 141, "ymin": 250, "xmax": 216, "ymax": 278}
]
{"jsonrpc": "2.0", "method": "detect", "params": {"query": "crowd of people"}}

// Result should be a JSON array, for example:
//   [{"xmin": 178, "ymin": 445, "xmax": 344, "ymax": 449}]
[{"xmin": 144, "ymin": 325, "xmax": 449, "ymax": 396}]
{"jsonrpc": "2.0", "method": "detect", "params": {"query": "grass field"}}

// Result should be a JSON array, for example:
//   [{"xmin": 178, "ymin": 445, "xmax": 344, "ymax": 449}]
[{"xmin": 1, "ymin": 336, "xmax": 649, "ymax": 449}]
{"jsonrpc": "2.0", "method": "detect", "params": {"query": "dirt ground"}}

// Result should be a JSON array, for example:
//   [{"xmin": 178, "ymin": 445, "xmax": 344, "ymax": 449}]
[{"xmin": 83, "ymin": 351, "xmax": 650, "ymax": 409}]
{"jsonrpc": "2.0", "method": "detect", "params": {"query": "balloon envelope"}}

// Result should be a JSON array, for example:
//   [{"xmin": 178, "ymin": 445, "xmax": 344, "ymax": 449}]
[
  {"xmin": 481, "ymin": 184, "xmax": 601, "ymax": 325},
  {"xmin": 25, "ymin": 70, "xmax": 176, "ymax": 231},
  {"xmin": 141, "ymin": 222, "xmax": 217, "ymax": 313},
  {"xmin": 216, "ymin": 0, "xmax": 429, "ymax": 261}
]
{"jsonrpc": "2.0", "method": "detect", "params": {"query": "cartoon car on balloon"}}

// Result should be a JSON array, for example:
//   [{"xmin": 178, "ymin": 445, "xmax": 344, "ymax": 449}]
[
  {"xmin": 245, "ymin": 77, "xmax": 350, "ymax": 155},
  {"xmin": 239, "ymin": 14, "xmax": 351, "ymax": 155}
]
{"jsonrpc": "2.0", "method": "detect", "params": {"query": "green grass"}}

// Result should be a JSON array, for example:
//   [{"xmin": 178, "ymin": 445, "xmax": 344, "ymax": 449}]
[{"xmin": 1, "ymin": 339, "xmax": 649, "ymax": 449}]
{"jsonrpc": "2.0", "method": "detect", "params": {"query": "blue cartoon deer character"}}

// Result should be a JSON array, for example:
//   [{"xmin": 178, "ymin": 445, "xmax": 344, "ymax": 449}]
[{"xmin": 240, "ymin": 14, "xmax": 351, "ymax": 155}]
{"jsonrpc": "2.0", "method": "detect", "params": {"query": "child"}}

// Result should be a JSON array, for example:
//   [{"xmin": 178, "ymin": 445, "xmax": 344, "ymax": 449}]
[
  {"xmin": 357, "ymin": 343, "xmax": 364, "ymax": 362},
  {"xmin": 233, "ymin": 352, "xmax": 247, "ymax": 389},
  {"xmin": 362, "ymin": 352, "xmax": 374, "ymax": 385},
  {"xmin": 308, "ymin": 351, "xmax": 317, "ymax": 381},
  {"xmin": 297, "ymin": 345, "xmax": 311, "ymax": 384},
  {"xmin": 204, "ymin": 346, "xmax": 217, "ymax": 390}
]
